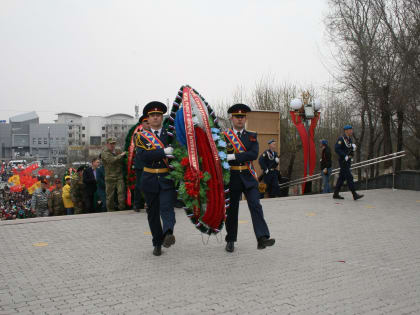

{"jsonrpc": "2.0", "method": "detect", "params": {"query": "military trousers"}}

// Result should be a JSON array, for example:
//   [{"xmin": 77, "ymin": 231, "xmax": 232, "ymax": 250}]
[
  {"xmin": 225, "ymin": 180, "xmax": 270, "ymax": 242},
  {"xmin": 134, "ymin": 169, "xmax": 145, "ymax": 209},
  {"xmin": 334, "ymin": 161, "xmax": 355, "ymax": 193},
  {"xmin": 144, "ymin": 189, "xmax": 176, "ymax": 247},
  {"xmin": 36, "ymin": 208, "xmax": 49, "ymax": 217},
  {"xmin": 105, "ymin": 177, "xmax": 125, "ymax": 211},
  {"xmin": 73, "ymin": 201, "xmax": 84, "ymax": 214},
  {"xmin": 264, "ymin": 170, "xmax": 280, "ymax": 198}
]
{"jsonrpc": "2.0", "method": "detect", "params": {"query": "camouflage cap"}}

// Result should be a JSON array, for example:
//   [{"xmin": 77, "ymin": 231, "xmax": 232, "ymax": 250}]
[{"xmin": 106, "ymin": 138, "xmax": 117, "ymax": 144}]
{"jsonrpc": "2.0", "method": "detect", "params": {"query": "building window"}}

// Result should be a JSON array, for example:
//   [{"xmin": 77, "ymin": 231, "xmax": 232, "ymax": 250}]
[
  {"xmin": 102, "ymin": 134, "xmax": 105, "ymax": 138},
  {"xmin": 82, "ymin": 126, "xmax": 85, "ymax": 130},
  {"xmin": 69, "ymin": 126, "xmax": 72, "ymax": 130},
  {"xmin": 82, "ymin": 134, "xmax": 85, "ymax": 138},
  {"xmin": 82, "ymin": 142, "xmax": 85, "ymax": 145},
  {"xmin": 69, "ymin": 141, "xmax": 73, "ymax": 145},
  {"xmin": 38, "ymin": 138, "xmax": 42, "ymax": 144},
  {"xmin": 114, "ymin": 127, "xmax": 118, "ymax": 130},
  {"xmin": 44, "ymin": 138, "xmax": 47, "ymax": 144},
  {"xmin": 69, "ymin": 133, "xmax": 73, "ymax": 138},
  {"xmin": 33, "ymin": 138, "xmax": 36, "ymax": 145},
  {"xmin": 102, "ymin": 127, "xmax": 105, "ymax": 130}
]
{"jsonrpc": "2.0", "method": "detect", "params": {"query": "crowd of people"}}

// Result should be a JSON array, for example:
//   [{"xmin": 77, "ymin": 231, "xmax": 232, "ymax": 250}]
[{"xmin": 0, "ymin": 187, "xmax": 34, "ymax": 220}]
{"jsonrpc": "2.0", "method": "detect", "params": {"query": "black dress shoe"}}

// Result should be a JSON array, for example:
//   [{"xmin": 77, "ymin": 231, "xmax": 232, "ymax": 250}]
[
  {"xmin": 333, "ymin": 194, "xmax": 344, "ymax": 199},
  {"xmin": 153, "ymin": 246, "xmax": 162, "ymax": 256},
  {"xmin": 257, "ymin": 237, "xmax": 275, "ymax": 249},
  {"xmin": 353, "ymin": 193, "xmax": 364, "ymax": 200},
  {"xmin": 225, "ymin": 242, "xmax": 234, "ymax": 253},
  {"xmin": 163, "ymin": 234, "xmax": 176, "ymax": 248}
]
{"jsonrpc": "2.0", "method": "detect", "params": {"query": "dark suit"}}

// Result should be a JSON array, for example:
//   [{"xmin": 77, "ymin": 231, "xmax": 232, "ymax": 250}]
[
  {"xmin": 137, "ymin": 128, "xmax": 176, "ymax": 247},
  {"xmin": 225, "ymin": 130, "xmax": 270, "ymax": 242},
  {"xmin": 334, "ymin": 135, "xmax": 355, "ymax": 193},
  {"xmin": 83, "ymin": 166, "xmax": 97, "ymax": 213},
  {"xmin": 258, "ymin": 149, "xmax": 280, "ymax": 198}
]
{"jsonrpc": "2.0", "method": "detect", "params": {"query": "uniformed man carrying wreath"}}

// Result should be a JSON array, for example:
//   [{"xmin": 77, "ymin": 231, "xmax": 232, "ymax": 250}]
[
  {"xmin": 258, "ymin": 139, "xmax": 281, "ymax": 198},
  {"xmin": 224, "ymin": 103, "xmax": 275, "ymax": 252},
  {"xmin": 133, "ymin": 115, "xmax": 149, "ymax": 212},
  {"xmin": 333, "ymin": 125, "xmax": 364, "ymax": 201},
  {"xmin": 136, "ymin": 102, "xmax": 176, "ymax": 256}
]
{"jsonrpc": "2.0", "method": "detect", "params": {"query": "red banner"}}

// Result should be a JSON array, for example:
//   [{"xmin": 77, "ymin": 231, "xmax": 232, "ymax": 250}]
[
  {"xmin": 290, "ymin": 111, "xmax": 309, "ymax": 193},
  {"xmin": 182, "ymin": 87, "xmax": 200, "ymax": 173}
]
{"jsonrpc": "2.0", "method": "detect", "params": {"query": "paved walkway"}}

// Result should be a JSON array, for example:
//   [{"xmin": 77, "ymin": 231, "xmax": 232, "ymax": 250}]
[{"xmin": 1, "ymin": 189, "xmax": 420, "ymax": 315}]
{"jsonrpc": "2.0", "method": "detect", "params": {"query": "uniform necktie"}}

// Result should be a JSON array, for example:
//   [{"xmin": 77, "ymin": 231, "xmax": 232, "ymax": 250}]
[
  {"xmin": 154, "ymin": 130, "xmax": 159, "ymax": 138},
  {"xmin": 237, "ymin": 131, "xmax": 241, "ymax": 138}
]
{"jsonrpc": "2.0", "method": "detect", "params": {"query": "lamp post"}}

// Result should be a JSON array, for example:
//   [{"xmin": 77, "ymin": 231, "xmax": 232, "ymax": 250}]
[
  {"xmin": 48, "ymin": 126, "xmax": 51, "ymax": 164},
  {"xmin": 289, "ymin": 91, "xmax": 321, "ymax": 194}
]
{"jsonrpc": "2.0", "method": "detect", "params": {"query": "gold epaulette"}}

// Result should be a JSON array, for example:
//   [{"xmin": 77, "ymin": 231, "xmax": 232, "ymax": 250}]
[{"xmin": 135, "ymin": 133, "xmax": 154, "ymax": 151}]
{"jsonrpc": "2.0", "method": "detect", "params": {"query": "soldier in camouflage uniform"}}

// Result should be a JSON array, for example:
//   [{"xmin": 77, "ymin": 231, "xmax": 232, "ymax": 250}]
[
  {"xmin": 31, "ymin": 180, "xmax": 50, "ymax": 217},
  {"xmin": 101, "ymin": 138, "xmax": 126, "ymax": 211},
  {"xmin": 71, "ymin": 166, "xmax": 86, "ymax": 214},
  {"xmin": 48, "ymin": 179, "xmax": 65, "ymax": 216}
]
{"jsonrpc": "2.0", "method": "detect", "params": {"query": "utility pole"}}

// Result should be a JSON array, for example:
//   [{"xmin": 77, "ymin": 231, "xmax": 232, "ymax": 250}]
[{"xmin": 48, "ymin": 126, "xmax": 51, "ymax": 164}]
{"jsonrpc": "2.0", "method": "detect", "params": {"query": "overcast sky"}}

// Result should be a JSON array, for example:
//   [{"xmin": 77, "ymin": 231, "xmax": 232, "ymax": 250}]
[{"xmin": 0, "ymin": 0, "xmax": 330, "ymax": 123}]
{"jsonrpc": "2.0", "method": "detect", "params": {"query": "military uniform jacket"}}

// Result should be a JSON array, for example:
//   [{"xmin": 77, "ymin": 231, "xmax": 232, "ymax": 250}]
[
  {"xmin": 335, "ymin": 136, "xmax": 353, "ymax": 163},
  {"xmin": 225, "ymin": 129, "xmax": 259, "ymax": 191},
  {"xmin": 31, "ymin": 188, "xmax": 50, "ymax": 211},
  {"xmin": 48, "ymin": 188, "xmax": 65, "ymax": 216},
  {"xmin": 101, "ymin": 148, "xmax": 125, "ymax": 180},
  {"xmin": 258, "ymin": 150, "xmax": 279, "ymax": 172},
  {"xmin": 136, "ymin": 128, "xmax": 174, "ymax": 193},
  {"xmin": 70, "ymin": 174, "xmax": 85, "ymax": 202}
]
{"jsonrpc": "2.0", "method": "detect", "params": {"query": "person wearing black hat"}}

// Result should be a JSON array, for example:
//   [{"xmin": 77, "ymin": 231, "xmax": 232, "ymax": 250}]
[
  {"xmin": 224, "ymin": 103, "xmax": 275, "ymax": 252},
  {"xmin": 133, "ymin": 115, "xmax": 150, "ymax": 212},
  {"xmin": 136, "ymin": 101, "xmax": 176, "ymax": 256},
  {"xmin": 258, "ymin": 139, "xmax": 281, "ymax": 198},
  {"xmin": 139, "ymin": 115, "xmax": 150, "ymax": 131},
  {"xmin": 333, "ymin": 125, "xmax": 364, "ymax": 200}
]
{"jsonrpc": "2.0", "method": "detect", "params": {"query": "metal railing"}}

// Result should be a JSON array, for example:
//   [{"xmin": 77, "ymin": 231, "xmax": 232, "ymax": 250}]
[{"xmin": 279, "ymin": 151, "xmax": 406, "ymax": 190}]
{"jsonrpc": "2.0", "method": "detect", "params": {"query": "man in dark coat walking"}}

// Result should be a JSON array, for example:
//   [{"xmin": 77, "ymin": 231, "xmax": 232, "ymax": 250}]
[{"xmin": 320, "ymin": 139, "xmax": 332, "ymax": 193}]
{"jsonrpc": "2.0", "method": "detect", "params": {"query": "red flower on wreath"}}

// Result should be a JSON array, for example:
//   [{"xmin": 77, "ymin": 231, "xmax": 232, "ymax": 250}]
[
  {"xmin": 181, "ymin": 157, "xmax": 189, "ymax": 167},
  {"xmin": 183, "ymin": 166, "xmax": 204, "ymax": 198}
]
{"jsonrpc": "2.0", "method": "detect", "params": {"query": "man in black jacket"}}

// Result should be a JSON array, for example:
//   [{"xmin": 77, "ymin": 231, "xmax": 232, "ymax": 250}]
[
  {"xmin": 83, "ymin": 158, "xmax": 100, "ymax": 213},
  {"xmin": 258, "ymin": 139, "xmax": 280, "ymax": 198},
  {"xmin": 224, "ymin": 103, "xmax": 275, "ymax": 253},
  {"xmin": 320, "ymin": 139, "xmax": 332, "ymax": 193},
  {"xmin": 136, "ymin": 101, "xmax": 176, "ymax": 256}
]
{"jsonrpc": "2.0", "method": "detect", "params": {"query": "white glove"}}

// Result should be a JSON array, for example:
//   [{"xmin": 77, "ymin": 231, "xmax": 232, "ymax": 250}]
[
  {"xmin": 345, "ymin": 155, "xmax": 349, "ymax": 161},
  {"xmin": 275, "ymin": 157, "xmax": 279, "ymax": 163},
  {"xmin": 352, "ymin": 143, "xmax": 357, "ymax": 151},
  {"xmin": 227, "ymin": 154, "xmax": 236, "ymax": 161},
  {"xmin": 164, "ymin": 147, "xmax": 174, "ymax": 155},
  {"xmin": 265, "ymin": 169, "xmax": 269, "ymax": 174}
]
